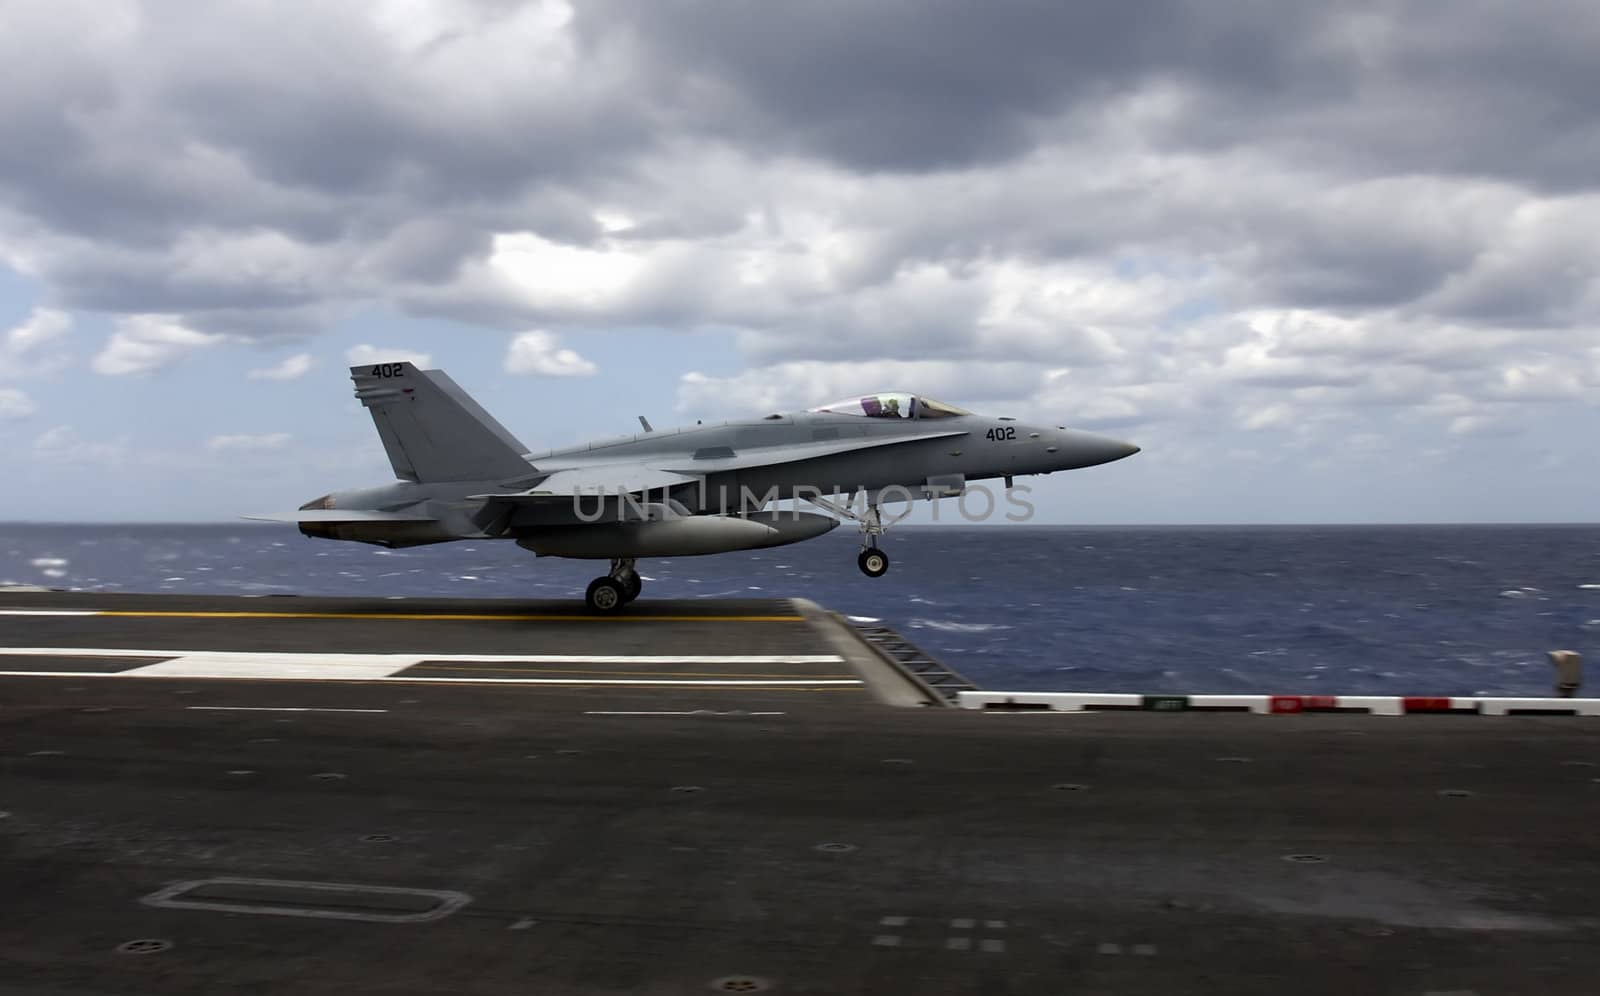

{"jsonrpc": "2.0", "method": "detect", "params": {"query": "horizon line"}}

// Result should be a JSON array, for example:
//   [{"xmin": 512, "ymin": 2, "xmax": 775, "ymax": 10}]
[{"xmin": 1, "ymin": 519, "xmax": 1598, "ymax": 529}]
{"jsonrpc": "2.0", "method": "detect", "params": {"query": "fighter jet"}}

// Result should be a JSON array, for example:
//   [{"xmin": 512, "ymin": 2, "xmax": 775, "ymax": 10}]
[{"xmin": 250, "ymin": 362, "xmax": 1139, "ymax": 613}]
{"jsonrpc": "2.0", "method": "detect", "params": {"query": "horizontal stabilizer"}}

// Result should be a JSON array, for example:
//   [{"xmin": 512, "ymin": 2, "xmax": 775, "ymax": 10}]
[{"xmin": 242, "ymin": 510, "xmax": 439, "ymax": 524}]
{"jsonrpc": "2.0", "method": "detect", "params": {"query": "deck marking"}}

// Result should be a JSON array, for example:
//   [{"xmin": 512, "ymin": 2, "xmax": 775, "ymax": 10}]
[
  {"xmin": 950, "ymin": 918, "xmax": 975, "ymax": 929},
  {"xmin": 946, "ymin": 937, "xmax": 972, "ymax": 951},
  {"xmin": 0, "ymin": 648, "xmax": 842, "ymax": 665},
  {"xmin": 396, "ymin": 677, "xmax": 859, "ymax": 687},
  {"xmin": 141, "ymin": 877, "xmax": 471, "ymax": 924},
  {"xmin": 0, "ymin": 670, "xmax": 863, "ymax": 690},
  {"xmin": 411, "ymin": 666, "xmax": 856, "ymax": 679},
  {"xmin": 0, "ymin": 649, "xmax": 858, "ymax": 688},
  {"xmin": 0, "ymin": 608, "xmax": 803, "ymax": 623},
  {"xmin": 980, "ymin": 939, "xmax": 1007, "ymax": 954},
  {"xmin": 187, "ymin": 706, "xmax": 389, "ymax": 714},
  {"xmin": 129, "ymin": 655, "xmax": 417, "ymax": 681},
  {"xmin": 0, "ymin": 669, "xmax": 858, "ymax": 688},
  {"xmin": 583, "ymin": 710, "xmax": 788, "ymax": 716},
  {"xmin": 410, "ymin": 654, "xmax": 842, "ymax": 664},
  {"xmin": 872, "ymin": 935, "xmax": 902, "ymax": 947},
  {"xmin": 879, "ymin": 916, "xmax": 909, "ymax": 927},
  {"xmin": 0, "ymin": 609, "xmax": 99, "ymax": 616}
]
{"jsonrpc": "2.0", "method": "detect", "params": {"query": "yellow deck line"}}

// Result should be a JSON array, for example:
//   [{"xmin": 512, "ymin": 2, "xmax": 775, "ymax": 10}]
[{"xmin": 92, "ymin": 611, "xmax": 805, "ymax": 623}]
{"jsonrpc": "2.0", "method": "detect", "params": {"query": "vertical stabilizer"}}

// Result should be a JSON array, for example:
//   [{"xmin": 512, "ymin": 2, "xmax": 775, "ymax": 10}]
[{"xmin": 350, "ymin": 362, "xmax": 532, "ymax": 483}]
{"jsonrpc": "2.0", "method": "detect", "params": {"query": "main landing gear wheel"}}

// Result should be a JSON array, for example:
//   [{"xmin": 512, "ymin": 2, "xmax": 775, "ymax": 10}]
[
  {"xmin": 858, "ymin": 547, "xmax": 890, "ymax": 578},
  {"xmin": 619, "ymin": 569, "xmax": 643, "ymax": 603},
  {"xmin": 585, "ymin": 576, "xmax": 626, "ymax": 614}
]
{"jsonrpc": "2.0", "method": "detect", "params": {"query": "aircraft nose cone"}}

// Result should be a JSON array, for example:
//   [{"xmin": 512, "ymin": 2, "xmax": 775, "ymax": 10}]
[{"xmin": 1054, "ymin": 430, "xmax": 1141, "ymax": 468}]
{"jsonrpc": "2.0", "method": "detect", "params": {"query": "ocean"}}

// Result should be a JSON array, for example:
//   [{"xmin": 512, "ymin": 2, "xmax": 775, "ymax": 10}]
[{"xmin": 3, "ymin": 523, "xmax": 1597, "ymax": 697}]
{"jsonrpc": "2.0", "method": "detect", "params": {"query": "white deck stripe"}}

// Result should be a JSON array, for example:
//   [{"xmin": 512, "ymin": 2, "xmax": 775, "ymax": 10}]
[
  {"xmin": 0, "ymin": 609, "xmax": 101, "ymax": 617},
  {"xmin": 128, "ymin": 655, "xmax": 415, "ymax": 680},
  {"xmin": 186, "ymin": 706, "xmax": 389, "ymax": 714},
  {"xmin": 583, "ymin": 710, "xmax": 788, "ymax": 716}
]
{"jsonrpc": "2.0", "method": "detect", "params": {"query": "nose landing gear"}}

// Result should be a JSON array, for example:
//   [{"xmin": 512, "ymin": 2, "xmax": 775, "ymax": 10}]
[
  {"xmin": 802, "ymin": 494, "xmax": 896, "ymax": 578},
  {"xmin": 585, "ymin": 558, "xmax": 643, "ymax": 614},
  {"xmin": 856, "ymin": 503, "xmax": 891, "ymax": 577}
]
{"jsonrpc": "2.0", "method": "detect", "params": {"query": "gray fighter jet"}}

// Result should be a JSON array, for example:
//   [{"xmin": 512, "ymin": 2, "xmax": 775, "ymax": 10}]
[{"xmin": 250, "ymin": 362, "xmax": 1139, "ymax": 612}]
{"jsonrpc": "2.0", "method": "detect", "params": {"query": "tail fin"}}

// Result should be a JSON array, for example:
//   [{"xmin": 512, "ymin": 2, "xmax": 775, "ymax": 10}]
[{"xmin": 351, "ymin": 362, "xmax": 533, "ymax": 483}]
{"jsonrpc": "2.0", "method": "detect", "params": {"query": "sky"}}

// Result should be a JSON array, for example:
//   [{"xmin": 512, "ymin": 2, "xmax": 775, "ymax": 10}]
[{"xmin": 0, "ymin": 0, "xmax": 1596, "ymax": 524}]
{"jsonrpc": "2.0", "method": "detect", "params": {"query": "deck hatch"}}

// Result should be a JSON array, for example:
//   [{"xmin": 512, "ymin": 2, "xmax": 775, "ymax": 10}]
[{"xmin": 142, "ymin": 877, "xmax": 472, "ymax": 923}]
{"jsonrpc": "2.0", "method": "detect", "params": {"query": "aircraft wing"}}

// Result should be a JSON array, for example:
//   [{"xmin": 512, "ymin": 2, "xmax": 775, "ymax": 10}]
[
  {"xmin": 659, "ymin": 429, "xmax": 969, "ymax": 474},
  {"xmin": 470, "ymin": 466, "xmax": 704, "ymax": 503},
  {"xmin": 242, "ymin": 509, "xmax": 439, "ymax": 523},
  {"xmin": 472, "ymin": 433, "xmax": 968, "ymax": 501}
]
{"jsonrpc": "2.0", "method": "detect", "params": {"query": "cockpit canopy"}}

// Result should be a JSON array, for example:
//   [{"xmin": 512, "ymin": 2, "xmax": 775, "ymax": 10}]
[{"xmin": 808, "ymin": 393, "xmax": 972, "ymax": 420}]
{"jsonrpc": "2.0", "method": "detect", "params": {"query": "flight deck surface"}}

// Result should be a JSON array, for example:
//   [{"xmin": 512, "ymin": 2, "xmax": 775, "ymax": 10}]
[{"xmin": 2, "ymin": 591, "xmax": 1598, "ymax": 994}]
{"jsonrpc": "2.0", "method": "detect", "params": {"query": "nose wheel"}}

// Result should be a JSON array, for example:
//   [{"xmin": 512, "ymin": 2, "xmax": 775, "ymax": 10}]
[
  {"xmin": 585, "ymin": 559, "xmax": 643, "ymax": 613},
  {"xmin": 857, "ymin": 547, "xmax": 890, "ymax": 578},
  {"xmin": 799, "ymin": 493, "xmax": 896, "ymax": 579}
]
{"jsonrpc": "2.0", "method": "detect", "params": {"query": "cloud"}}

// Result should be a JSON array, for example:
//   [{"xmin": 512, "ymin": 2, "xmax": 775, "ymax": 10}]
[
  {"xmin": 207, "ymin": 432, "xmax": 292, "ymax": 451},
  {"xmin": 91, "ymin": 315, "xmax": 225, "ymax": 376},
  {"xmin": 504, "ymin": 330, "xmax": 597, "ymax": 377},
  {"xmin": 676, "ymin": 360, "xmax": 1045, "ymax": 417},
  {"xmin": 32, "ymin": 425, "xmax": 125, "ymax": 465},
  {"xmin": 0, "ymin": 388, "xmax": 36, "ymax": 419},
  {"xmin": 0, "ymin": 308, "xmax": 72, "ymax": 379},
  {"xmin": 1, "ymin": 1, "xmax": 1599, "ymax": 521},
  {"xmin": 246, "ymin": 352, "xmax": 314, "ymax": 381},
  {"xmin": 345, "ymin": 344, "xmax": 433, "ymax": 368}
]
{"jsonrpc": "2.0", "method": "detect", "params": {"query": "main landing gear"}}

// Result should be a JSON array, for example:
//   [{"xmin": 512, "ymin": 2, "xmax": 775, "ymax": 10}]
[{"xmin": 585, "ymin": 558, "xmax": 642, "ymax": 614}]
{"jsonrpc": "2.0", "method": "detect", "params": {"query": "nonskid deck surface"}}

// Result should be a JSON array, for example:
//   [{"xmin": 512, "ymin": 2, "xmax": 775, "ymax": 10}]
[{"xmin": 2, "ymin": 591, "xmax": 1599, "ymax": 995}]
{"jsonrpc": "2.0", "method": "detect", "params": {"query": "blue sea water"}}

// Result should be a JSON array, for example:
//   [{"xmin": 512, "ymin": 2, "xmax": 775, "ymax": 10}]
[{"xmin": 2, "ymin": 523, "xmax": 1598, "ymax": 697}]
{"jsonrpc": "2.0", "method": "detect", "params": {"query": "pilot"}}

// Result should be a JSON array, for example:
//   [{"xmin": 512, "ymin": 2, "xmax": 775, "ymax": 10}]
[{"xmin": 881, "ymin": 396, "xmax": 903, "ymax": 418}]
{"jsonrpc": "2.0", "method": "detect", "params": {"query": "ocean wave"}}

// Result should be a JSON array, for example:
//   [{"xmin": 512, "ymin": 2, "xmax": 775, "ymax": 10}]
[
  {"xmin": 910, "ymin": 618, "xmax": 1013, "ymax": 634},
  {"xmin": 30, "ymin": 557, "xmax": 67, "ymax": 568}
]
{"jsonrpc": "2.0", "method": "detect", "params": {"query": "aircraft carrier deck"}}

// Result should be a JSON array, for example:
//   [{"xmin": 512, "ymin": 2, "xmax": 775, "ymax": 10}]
[{"xmin": 2, "ymin": 590, "xmax": 1598, "ymax": 995}]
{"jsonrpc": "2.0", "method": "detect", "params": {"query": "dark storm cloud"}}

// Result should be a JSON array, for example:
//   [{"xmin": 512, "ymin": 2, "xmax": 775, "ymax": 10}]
[
  {"xmin": 1148, "ymin": 1, "xmax": 1600, "ymax": 194},
  {"xmin": 0, "ymin": 0, "xmax": 1593, "ymax": 380},
  {"xmin": 0, "ymin": 2, "xmax": 661, "ymax": 279},
  {"xmin": 578, "ymin": 0, "xmax": 1342, "ymax": 172}
]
